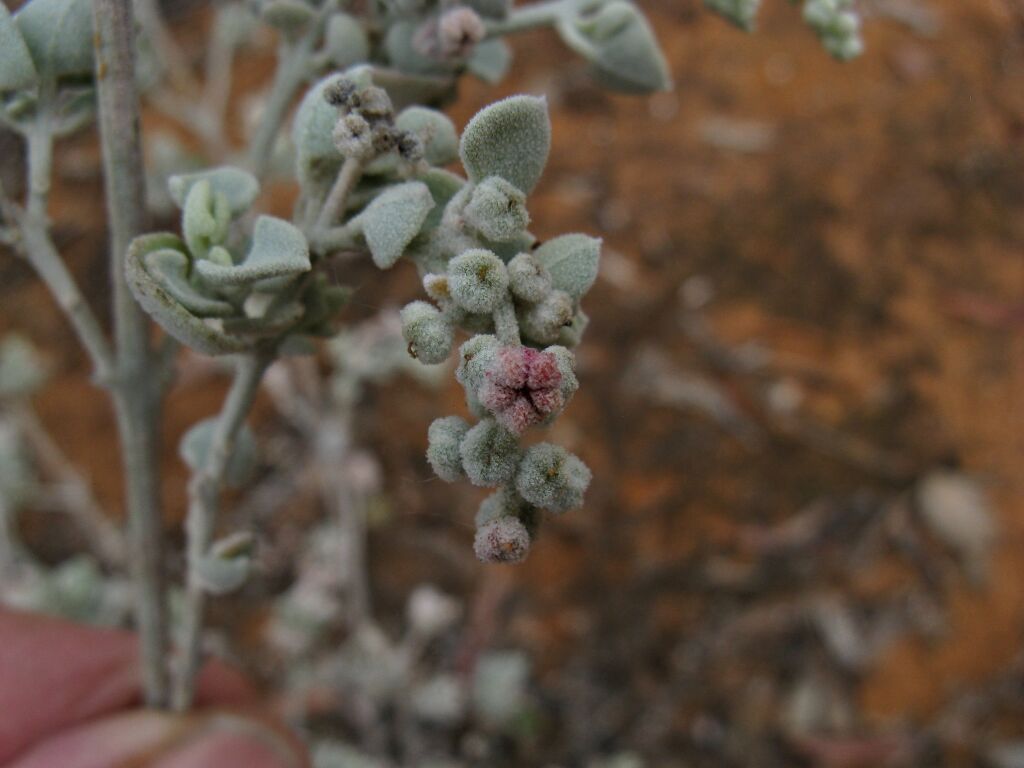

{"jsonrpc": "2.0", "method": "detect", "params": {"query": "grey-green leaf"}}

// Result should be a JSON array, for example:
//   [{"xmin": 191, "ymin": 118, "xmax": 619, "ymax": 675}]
[
  {"xmin": 143, "ymin": 248, "xmax": 236, "ymax": 317},
  {"xmin": 459, "ymin": 95, "xmax": 551, "ymax": 194},
  {"xmin": 557, "ymin": 1, "xmax": 671, "ymax": 93},
  {"xmin": 168, "ymin": 166, "xmax": 260, "ymax": 214},
  {"xmin": 0, "ymin": 5, "xmax": 37, "ymax": 91},
  {"xmin": 15, "ymin": 0, "xmax": 94, "ymax": 78},
  {"xmin": 533, "ymin": 233, "xmax": 601, "ymax": 300},
  {"xmin": 196, "ymin": 216, "xmax": 311, "ymax": 287},
  {"xmin": 467, "ymin": 38, "xmax": 511, "ymax": 84},
  {"xmin": 324, "ymin": 12, "xmax": 370, "ymax": 69},
  {"xmin": 125, "ymin": 233, "xmax": 254, "ymax": 355},
  {"xmin": 179, "ymin": 416, "xmax": 259, "ymax": 489},
  {"xmin": 354, "ymin": 182, "xmax": 435, "ymax": 269}
]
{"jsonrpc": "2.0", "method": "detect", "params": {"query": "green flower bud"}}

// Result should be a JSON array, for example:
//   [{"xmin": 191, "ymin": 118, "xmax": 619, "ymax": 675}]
[
  {"xmin": 515, "ymin": 443, "xmax": 591, "ymax": 513},
  {"xmin": 474, "ymin": 516, "xmax": 530, "ymax": 563},
  {"xmin": 455, "ymin": 333, "xmax": 500, "ymax": 393},
  {"xmin": 459, "ymin": 418, "xmax": 522, "ymax": 487},
  {"xmin": 519, "ymin": 289, "xmax": 573, "ymax": 345},
  {"xmin": 507, "ymin": 253, "xmax": 552, "ymax": 302},
  {"xmin": 447, "ymin": 249, "xmax": 509, "ymax": 314},
  {"xmin": 463, "ymin": 176, "xmax": 530, "ymax": 242},
  {"xmin": 401, "ymin": 301, "xmax": 454, "ymax": 364},
  {"xmin": 427, "ymin": 415, "xmax": 470, "ymax": 481}
]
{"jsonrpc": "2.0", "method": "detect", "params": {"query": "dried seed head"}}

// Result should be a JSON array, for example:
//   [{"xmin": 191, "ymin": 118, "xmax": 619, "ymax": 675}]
[
  {"xmin": 324, "ymin": 77, "xmax": 359, "ymax": 109},
  {"xmin": 438, "ymin": 6, "xmax": 486, "ymax": 58},
  {"xmin": 333, "ymin": 113, "xmax": 375, "ymax": 159}
]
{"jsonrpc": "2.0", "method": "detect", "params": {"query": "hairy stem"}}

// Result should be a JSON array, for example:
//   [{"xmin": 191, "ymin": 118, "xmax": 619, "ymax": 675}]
[
  {"xmin": 25, "ymin": 122, "xmax": 52, "ymax": 222},
  {"xmin": 493, "ymin": 297, "xmax": 521, "ymax": 346},
  {"xmin": 93, "ymin": 0, "xmax": 170, "ymax": 708},
  {"xmin": 316, "ymin": 157, "xmax": 364, "ymax": 231},
  {"xmin": 174, "ymin": 352, "xmax": 272, "ymax": 711}
]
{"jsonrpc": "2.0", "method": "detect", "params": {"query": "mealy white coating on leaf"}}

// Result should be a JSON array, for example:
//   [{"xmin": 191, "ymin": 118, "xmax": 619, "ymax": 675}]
[
  {"xmin": 0, "ymin": 4, "xmax": 37, "ymax": 91},
  {"xmin": 507, "ymin": 253, "xmax": 552, "ymax": 303},
  {"xmin": 355, "ymin": 182, "xmax": 436, "ymax": 269},
  {"xmin": 396, "ymin": 106, "xmax": 459, "ymax": 166},
  {"xmin": 447, "ymin": 249, "xmax": 510, "ymax": 314},
  {"xmin": 427, "ymin": 415, "xmax": 470, "ymax": 482},
  {"xmin": 293, "ymin": 74, "xmax": 347, "ymax": 188},
  {"xmin": 179, "ymin": 417, "xmax": 259, "ymax": 489},
  {"xmin": 519, "ymin": 289, "xmax": 574, "ymax": 345},
  {"xmin": 143, "ymin": 249, "xmax": 235, "ymax": 318},
  {"xmin": 168, "ymin": 167, "xmax": 260, "ymax": 214},
  {"xmin": 515, "ymin": 443, "xmax": 591, "ymax": 513},
  {"xmin": 401, "ymin": 300, "xmax": 454, "ymax": 364},
  {"xmin": 473, "ymin": 516, "xmax": 530, "ymax": 563},
  {"xmin": 15, "ymin": 0, "xmax": 93, "ymax": 78},
  {"xmin": 196, "ymin": 216, "xmax": 311, "ymax": 287},
  {"xmin": 459, "ymin": 94, "xmax": 551, "ymax": 194},
  {"xmin": 459, "ymin": 418, "xmax": 522, "ymax": 487},
  {"xmin": 533, "ymin": 233, "xmax": 601, "ymax": 300},
  {"xmin": 463, "ymin": 176, "xmax": 530, "ymax": 242},
  {"xmin": 324, "ymin": 12, "xmax": 371, "ymax": 69}
]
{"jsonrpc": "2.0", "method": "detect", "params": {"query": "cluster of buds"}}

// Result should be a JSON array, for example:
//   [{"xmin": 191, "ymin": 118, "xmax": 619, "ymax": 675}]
[
  {"xmin": 325, "ymin": 77, "xmax": 423, "ymax": 164},
  {"xmin": 385, "ymin": 95, "xmax": 596, "ymax": 563}
]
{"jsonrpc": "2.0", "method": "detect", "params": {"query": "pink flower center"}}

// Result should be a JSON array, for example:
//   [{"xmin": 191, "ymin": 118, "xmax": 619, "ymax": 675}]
[{"xmin": 480, "ymin": 347, "xmax": 564, "ymax": 434}]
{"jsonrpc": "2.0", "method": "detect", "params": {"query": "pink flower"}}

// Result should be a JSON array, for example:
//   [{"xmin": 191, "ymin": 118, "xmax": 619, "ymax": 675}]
[{"xmin": 479, "ymin": 346, "xmax": 564, "ymax": 434}]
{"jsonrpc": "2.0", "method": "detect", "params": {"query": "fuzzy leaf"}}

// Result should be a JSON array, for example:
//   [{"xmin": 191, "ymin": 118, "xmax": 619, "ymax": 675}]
[
  {"xmin": 126, "ymin": 234, "xmax": 253, "ymax": 355},
  {"xmin": 324, "ymin": 12, "xmax": 370, "ymax": 68},
  {"xmin": 467, "ymin": 38, "xmax": 512, "ymax": 84},
  {"xmin": 557, "ymin": 1, "xmax": 671, "ymax": 93},
  {"xmin": 396, "ymin": 106, "xmax": 458, "ymax": 166},
  {"xmin": 15, "ymin": 0, "xmax": 94, "ymax": 78},
  {"xmin": 168, "ymin": 166, "xmax": 260, "ymax": 214},
  {"xmin": 355, "ymin": 182, "xmax": 435, "ymax": 269},
  {"xmin": 293, "ymin": 74, "xmax": 346, "ymax": 189},
  {"xmin": 419, "ymin": 168, "xmax": 465, "ymax": 231},
  {"xmin": 182, "ymin": 180, "xmax": 231, "ymax": 260},
  {"xmin": 533, "ymin": 233, "xmax": 601, "ymax": 299},
  {"xmin": 143, "ymin": 249, "xmax": 235, "ymax": 317},
  {"xmin": 0, "ymin": 5, "xmax": 37, "ymax": 91},
  {"xmin": 196, "ymin": 216, "xmax": 310, "ymax": 287},
  {"xmin": 384, "ymin": 20, "xmax": 449, "ymax": 77},
  {"xmin": 179, "ymin": 417, "xmax": 259, "ymax": 489},
  {"xmin": 459, "ymin": 95, "xmax": 551, "ymax": 194}
]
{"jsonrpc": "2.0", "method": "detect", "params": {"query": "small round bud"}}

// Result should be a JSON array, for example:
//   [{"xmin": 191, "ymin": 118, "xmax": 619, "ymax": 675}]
[
  {"xmin": 459, "ymin": 418, "xmax": 522, "ymax": 487},
  {"xmin": 427, "ymin": 415, "xmax": 470, "ymax": 481},
  {"xmin": 474, "ymin": 516, "xmax": 530, "ymax": 563},
  {"xmin": 515, "ymin": 443, "xmax": 591, "ymax": 513},
  {"xmin": 447, "ymin": 249, "xmax": 510, "ymax": 314},
  {"xmin": 463, "ymin": 177, "xmax": 530, "ymax": 242},
  {"xmin": 324, "ymin": 77, "xmax": 358, "ymax": 109},
  {"xmin": 519, "ymin": 290, "xmax": 574, "ymax": 344},
  {"xmin": 455, "ymin": 334, "xmax": 500, "ymax": 393},
  {"xmin": 354, "ymin": 86, "xmax": 394, "ymax": 120},
  {"xmin": 507, "ymin": 253, "xmax": 552, "ymax": 303},
  {"xmin": 558, "ymin": 309, "xmax": 589, "ymax": 348},
  {"xmin": 371, "ymin": 124, "xmax": 400, "ymax": 154},
  {"xmin": 401, "ymin": 301, "xmax": 454, "ymax": 364},
  {"xmin": 423, "ymin": 273, "xmax": 451, "ymax": 303},
  {"xmin": 479, "ymin": 346, "xmax": 565, "ymax": 434},
  {"xmin": 475, "ymin": 486, "xmax": 540, "ymax": 537},
  {"xmin": 438, "ymin": 6, "xmax": 486, "ymax": 58},
  {"xmin": 333, "ymin": 113, "xmax": 374, "ymax": 159}
]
